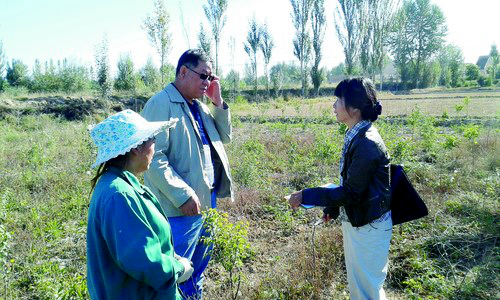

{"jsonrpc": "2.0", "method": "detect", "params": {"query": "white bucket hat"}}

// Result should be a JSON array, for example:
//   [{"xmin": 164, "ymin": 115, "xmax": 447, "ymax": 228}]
[{"xmin": 89, "ymin": 109, "xmax": 178, "ymax": 168}]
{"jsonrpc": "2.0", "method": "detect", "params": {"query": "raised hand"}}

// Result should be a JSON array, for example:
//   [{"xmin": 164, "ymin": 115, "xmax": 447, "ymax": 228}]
[{"xmin": 205, "ymin": 74, "xmax": 223, "ymax": 108}]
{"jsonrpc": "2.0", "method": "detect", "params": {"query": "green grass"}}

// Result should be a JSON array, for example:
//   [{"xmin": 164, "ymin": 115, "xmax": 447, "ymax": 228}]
[
  {"xmin": 0, "ymin": 114, "xmax": 92, "ymax": 299},
  {"xmin": 231, "ymin": 91, "xmax": 500, "ymax": 118},
  {"xmin": 214, "ymin": 112, "xmax": 499, "ymax": 299},
  {"xmin": 0, "ymin": 101, "xmax": 498, "ymax": 299}
]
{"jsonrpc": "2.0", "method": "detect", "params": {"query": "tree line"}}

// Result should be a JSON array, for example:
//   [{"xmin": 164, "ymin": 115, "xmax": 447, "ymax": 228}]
[{"xmin": 0, "ymin": 0, "xmax": 499, "ymax": 99}]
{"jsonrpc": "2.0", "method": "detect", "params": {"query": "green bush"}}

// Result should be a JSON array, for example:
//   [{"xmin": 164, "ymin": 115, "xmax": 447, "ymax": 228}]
[
  {"xmin": 6, "ymin": 59, "xmax": 29, "ymax": 87},
  {"xmin": 462, "ymin": 124, "xmax": 481, "ymax": 143},
  {"xmin": 29, "ymin": 59, "xmax": 93, "ymax": 93},
  {"xmin": 442, "ymin": 134, "xmax": 458, "ymax": 149},
  {"xmin": 231, "ymin": 138, "xmax": 267, "ymax": 188},
  {"xmin": 114, "ymin": 54, "xmax": 136, "ymax": 91},
  {"xmin": 478, "ymin": 75, "xmax": 492, "ymax": 87},
  {"xmin": 234, "ymin": 95, "xmax": 248, "ymax": 105},
  {"xmin": 407, "ymin": 108, "xmax": 438, "ymax": 159},
  {"xmin": 202, "ymin": 209, "xmax": 253, "ymax": 300},
  {"xmin": 465, "ymin": 63, "xmax": 480, "ymax": 81}
]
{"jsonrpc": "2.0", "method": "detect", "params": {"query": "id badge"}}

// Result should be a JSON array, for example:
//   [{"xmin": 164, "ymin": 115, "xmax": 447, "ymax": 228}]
[{"xmin": 202, "ymin": 144, "xmax": 214, "ymax": 186}]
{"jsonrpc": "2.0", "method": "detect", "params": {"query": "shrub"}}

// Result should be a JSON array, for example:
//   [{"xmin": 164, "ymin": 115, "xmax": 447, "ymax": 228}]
[
  {"xmin": 478, "ymin": 75, "xmax": 492, "ymax": 87},
  {"xmin": 202, "ymin": 209, "xmax": 253, "ymax": 300},
  {"xmin": 6, "ymin": 59, "xmax": 29, "ymax": 87},
  {"xmin": 234, "ymin": 95, "xmax": 248, "ymax": 105},
  {"xmin": 140, "ymin": 57, "xmax": 162, "ymax": 91},
  {"xmin": 465, "ymin": 63, "xmax": 480, "ymax": 81},
  {"xmin": 443, "ymin": 134, "xmax": 458, "ymax": 149},
  {"xmin": 407, "ymin": 108, "xmax": 438, "ymax": 159},
  {"xmin": 114, "ymin": 54, "xmax": 136, "ymax": 91},
  {"xmin": 462, "ymin": 124, "xmax": 481, "ymax": 144},
  {"xmin": 231, "ymin": 138, "xmax": 267, "ymax": 188}
]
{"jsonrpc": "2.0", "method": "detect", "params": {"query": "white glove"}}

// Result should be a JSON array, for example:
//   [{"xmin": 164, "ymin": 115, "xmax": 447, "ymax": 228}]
[{"xmin": 176, "ymin": 255, "xmax": 194, "ymax": 283}]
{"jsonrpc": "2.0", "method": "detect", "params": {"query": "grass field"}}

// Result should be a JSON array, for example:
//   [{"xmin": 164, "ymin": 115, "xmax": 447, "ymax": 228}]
[
  {"xmin": 0, "ymin": 89, "xmax": 499, "ymax": 299},
  {"xmin": 231, "ymin": 89, "xmax": 500, "ymax": 118}
]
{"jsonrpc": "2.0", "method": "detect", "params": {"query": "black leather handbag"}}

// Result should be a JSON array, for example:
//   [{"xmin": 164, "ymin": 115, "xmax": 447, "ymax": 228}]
[{"xmin": 390, "ymin": 164, "xmax": 428, "ymax": 225}]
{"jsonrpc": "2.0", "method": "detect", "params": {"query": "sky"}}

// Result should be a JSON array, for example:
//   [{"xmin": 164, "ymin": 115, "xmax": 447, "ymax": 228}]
[{"xmin": 0, "ymin": 0, "xmax": 498, "ymax": 77}]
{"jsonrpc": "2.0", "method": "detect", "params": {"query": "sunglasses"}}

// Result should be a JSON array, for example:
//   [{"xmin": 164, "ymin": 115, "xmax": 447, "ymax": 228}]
[{"xmin": 187, "ymin": 67, "xmax": 215, "ymax": 81}]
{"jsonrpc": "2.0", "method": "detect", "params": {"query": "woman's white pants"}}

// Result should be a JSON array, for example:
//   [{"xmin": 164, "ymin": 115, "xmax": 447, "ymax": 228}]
[{"xmin": 342, "ymin": 217, "xmax": 392, "ymax": 300}]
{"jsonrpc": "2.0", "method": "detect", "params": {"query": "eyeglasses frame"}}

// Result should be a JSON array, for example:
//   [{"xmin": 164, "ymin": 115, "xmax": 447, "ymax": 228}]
[{"xmin": 186, "ymin": 66, "xmax": 215, "ymax": 82}]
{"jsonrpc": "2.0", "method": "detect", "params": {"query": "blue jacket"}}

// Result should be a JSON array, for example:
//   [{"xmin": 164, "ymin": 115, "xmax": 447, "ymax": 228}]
[{"xmin": 87, "ymin": 167, "xmax": 184, "ymax": 299}]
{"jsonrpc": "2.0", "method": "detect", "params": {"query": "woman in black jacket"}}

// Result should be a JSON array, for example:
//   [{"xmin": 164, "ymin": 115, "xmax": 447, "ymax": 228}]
[{"xmin": 288, "ymin": 77, "xmax": 392, "ymax": 300}]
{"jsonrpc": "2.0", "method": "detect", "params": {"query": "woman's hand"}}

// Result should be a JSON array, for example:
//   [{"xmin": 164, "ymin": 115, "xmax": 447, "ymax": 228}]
[
  {"xmin": 287, "ymin": 191, "xmax": 303, "ymax": 209},
  {"xmin": 175, "ymin": 255, "xmax": 194, "ymax": 283}
]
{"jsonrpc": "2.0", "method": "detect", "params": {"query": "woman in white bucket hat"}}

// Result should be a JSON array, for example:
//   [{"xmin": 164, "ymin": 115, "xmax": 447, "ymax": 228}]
[{"xmin": 86, "ymin": 109, "xmax": 193, "ymax": 300}]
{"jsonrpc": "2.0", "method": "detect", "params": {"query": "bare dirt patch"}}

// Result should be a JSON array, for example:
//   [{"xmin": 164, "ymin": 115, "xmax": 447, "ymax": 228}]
[{"xmin": 0, "ymin": 96, "xmax": 149, "ymax": 120}]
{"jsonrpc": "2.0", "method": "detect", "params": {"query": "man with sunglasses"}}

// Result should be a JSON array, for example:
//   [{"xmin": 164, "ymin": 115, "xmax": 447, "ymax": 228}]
[{"xmin": 141, "ymin": 49, "xmax": 233, "ymax": 299}]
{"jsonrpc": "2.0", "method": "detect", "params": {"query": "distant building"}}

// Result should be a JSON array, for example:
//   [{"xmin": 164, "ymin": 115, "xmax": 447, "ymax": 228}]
[
  {"xmin": 476, "ymin": 55, "xmax": 493, "ymax": 75},
  {"xmin": 381, "ymin": 60, "xmax": 400, "ymax": 82},
  {"xmin": 327, "ymin": 60, "xmax": 400, "ymax": 84}
]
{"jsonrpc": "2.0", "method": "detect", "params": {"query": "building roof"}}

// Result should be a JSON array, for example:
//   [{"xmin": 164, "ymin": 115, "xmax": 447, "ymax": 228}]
[{"xmin": 476, "ymin": 55, "xmax": 490, "ymax": 70}]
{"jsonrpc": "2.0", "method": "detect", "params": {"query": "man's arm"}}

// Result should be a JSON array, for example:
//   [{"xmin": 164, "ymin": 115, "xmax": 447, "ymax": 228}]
[
  {"xmin": 211, "ymin": 102, "xmax": 231, "ymax": 143},
  {"xmin": 205, "ymin": 75, "xmax": 232, "ymax": 143}
]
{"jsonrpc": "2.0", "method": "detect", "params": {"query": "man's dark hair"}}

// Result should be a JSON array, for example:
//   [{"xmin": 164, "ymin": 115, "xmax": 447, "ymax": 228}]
[
  {"xmin": 176, "ymin": 49, "xmax": 211, "ymax": 76},
  {"xmin": 334, "ymin": 77, "xmax": 382, "ymax": 122}
]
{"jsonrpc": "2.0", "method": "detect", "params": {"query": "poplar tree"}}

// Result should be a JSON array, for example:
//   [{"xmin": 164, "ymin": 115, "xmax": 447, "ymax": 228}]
[
  {"xmin": 260, "ymin": 23, "xmax": 274, "ymax": 98},
  {"xmin": 359, "ymin": 1, "xmax": 373, "ymax": 77},
  {"xmin": 243, "ymin": 16, "xmax": 261, "ymax": 102},
  {"xmin": 141, "ymin": 57, "xmax": 162, "ymax": 90},
  {"xmin": 489, "ymin": 44, "xmax": 499, "ymax": 81},
  {"xmin": 143, "ymin": 0, "xmax": 172, "ymax": 84},
  {"xmin": 409, "ymin": 0, "xmax": 446, "ymax": 88},
  {"xmin": 197, "ymin": 25, "xmax": 213, "ymax": 62},
  {"xmin": 290, "ymin": 0, "xmax": 313, "ymax": 97},
  {"xmin": 6, "ymin": 59, "xmax": 29, "ymax": 87},
  {"xmin": 370, "ymin": 0, "xmax": 398, "ymax": 89},
  {"xmin": 334, "ymin": 0, "xmax": 366, "ymax": 75},
  {"xmin": 311, "ymin": 0, "xmax": 326, "ymax": 97},
  {"xmin": 204, "ymin": 0, "xmax": 228, "ymax": 75},
  {"xmin": 95, "ymin": 35, "xmax": 112, "ymax": 98},
  {"xmin": 437, "ymin": 44, "xmax": 464, "ymax": 88},
  {"xmin": 0, "ymin": 40, "xmax": 6, "ymax": 91},
  {"xmin": 387, "ymin": 6, "xmax": 413, "ymax": 89}
]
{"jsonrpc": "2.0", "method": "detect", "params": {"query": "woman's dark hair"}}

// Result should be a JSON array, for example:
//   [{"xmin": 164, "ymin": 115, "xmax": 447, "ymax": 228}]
[
  {"xmin": 175, "ymin": 49, "xmax": 211, "ymax": 76},
  {"xmin": 90, "ymin": 154, "xmax": 128, "ymax": 192},
  {"xmin": 334, "ymin": 77, "xmax": 382, "ymax": 122}
]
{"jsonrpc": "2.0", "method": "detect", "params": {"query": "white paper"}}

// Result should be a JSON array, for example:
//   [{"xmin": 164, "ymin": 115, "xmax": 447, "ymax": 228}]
[{"xmin": 285, "ymin": 183, "xmax": 339, "ymax": 209}]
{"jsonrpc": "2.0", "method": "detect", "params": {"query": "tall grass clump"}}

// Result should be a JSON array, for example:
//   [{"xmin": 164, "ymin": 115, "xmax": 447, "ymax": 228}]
[{"xmin": 0, "ymin": 114, "xmax": 93, "ymax": 299}]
